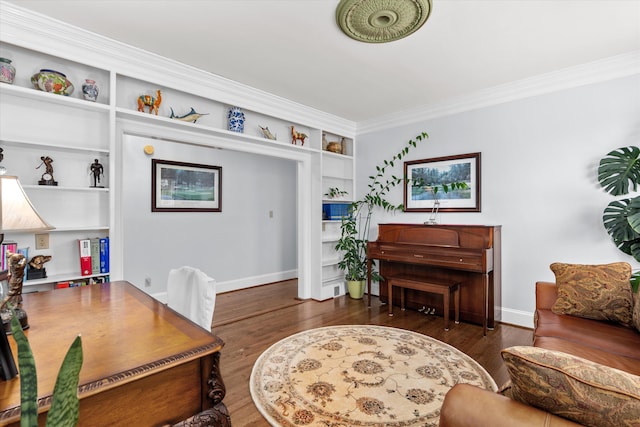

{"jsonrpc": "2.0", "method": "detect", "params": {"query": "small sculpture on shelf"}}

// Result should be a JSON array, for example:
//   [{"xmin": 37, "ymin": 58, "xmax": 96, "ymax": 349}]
[
  {"xmin": 0, "ymin": 251, "xmax": 29, "ymax": 331},
  {"xmin": 90, "ymin": 158, "xmax": 104, "ymax": 188},
  {"xmin": 169, "ymin": 107, "xmax": 209, "ymax": 123},
  {"xmin": 36, "ymin": 155, "xmax": 57, "ymax": 186},
  {"xmin": 290, "ymin": 126, "xmax": 307, "ymax": 146},
  {"xmin": 259, "ymin": 125, "xmax": 276, "ymax": 140},
  {"xmin": 137, "ymin": 89, "xmax": 162, "ymax": 115},
  {"xmin": 326, "ymin": 137, "xmax": 344, "ymax": 154},
  {"xmin": 26, "ymin": 255, "xmax": 51, "ymax": 280}
]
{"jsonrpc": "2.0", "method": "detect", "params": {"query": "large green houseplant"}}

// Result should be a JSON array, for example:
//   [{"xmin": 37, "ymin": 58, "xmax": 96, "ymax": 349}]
[
  {"xmin": 598, "ymin": 145, "xmax": 640, "ymax": 291},
  {"xmin": 334, "ymin": 132, "xmax": 467, "ymax": 298},
  {"xmin": 10, "ymin": 311, "xmax": 83, "ymax": 427}
]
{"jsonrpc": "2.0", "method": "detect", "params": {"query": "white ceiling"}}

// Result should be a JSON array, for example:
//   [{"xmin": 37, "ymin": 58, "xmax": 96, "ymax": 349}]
[{"xmin": 6, "ymin": 0, "xmax": 640, "ymax": 123}]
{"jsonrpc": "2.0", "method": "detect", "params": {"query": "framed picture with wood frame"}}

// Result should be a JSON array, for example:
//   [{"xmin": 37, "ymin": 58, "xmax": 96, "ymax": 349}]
[
  {"xmin": 152, "ymin": 159, "xmax": 222, "ymax": 212},
  {"xmin": 403, "ymin": 152, "xmax": 481, "ymax": 212}
]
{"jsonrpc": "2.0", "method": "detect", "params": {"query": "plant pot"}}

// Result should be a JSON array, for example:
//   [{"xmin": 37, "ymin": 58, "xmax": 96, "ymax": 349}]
[{"xmin": 347, "ymin": 280, "xmax": 365, "ymax": 299}]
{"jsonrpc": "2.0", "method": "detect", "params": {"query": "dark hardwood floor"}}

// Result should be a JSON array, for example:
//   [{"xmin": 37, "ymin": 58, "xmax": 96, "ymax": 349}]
[{"xmin": 212, "ymin": 280, "xmax": 533, "ymax": 426}]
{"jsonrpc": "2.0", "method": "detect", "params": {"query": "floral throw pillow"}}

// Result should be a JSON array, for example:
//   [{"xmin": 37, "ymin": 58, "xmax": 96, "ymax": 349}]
[
  {"xmin": 501, "ymin": 346, "xmax": 640, "ymax": 427},
  {"xmin": 550, "ymin": 262, "xmax": 633, "ymax": 326}
]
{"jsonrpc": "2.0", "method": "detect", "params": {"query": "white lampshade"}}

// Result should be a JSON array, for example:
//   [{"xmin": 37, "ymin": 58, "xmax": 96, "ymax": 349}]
[{"xmin": 0, "ymin": 175, "xmax": 54, "ymax": 233}]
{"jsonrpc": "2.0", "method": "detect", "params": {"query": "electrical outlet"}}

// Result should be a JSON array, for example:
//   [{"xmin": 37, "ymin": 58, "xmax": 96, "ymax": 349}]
[{"xmin": 35, "ymin": 233, "xmax": 49, "ymax": 249}]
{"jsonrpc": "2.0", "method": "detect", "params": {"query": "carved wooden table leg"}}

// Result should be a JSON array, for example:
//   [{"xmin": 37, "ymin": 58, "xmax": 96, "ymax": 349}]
[
  {"xmin": 172, "ymin": 351, "xmax": 231, "ymax": 427},
  {"xmin": 206, "ymin": 351, "xmax": 231, "ymax": 426}
]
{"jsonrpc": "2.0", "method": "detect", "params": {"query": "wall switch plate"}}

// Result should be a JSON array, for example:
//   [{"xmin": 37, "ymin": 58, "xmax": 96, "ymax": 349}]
[{"xmin": 35, "ymin": 233, "xmax": 49, "ymax": 249}]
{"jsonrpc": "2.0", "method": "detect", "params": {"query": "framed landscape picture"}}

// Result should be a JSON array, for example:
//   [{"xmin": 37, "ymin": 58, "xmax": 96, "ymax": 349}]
[
  {"xmin": 403, "ymin": 152, "xmax": 481, "ymax": 212},
  {"xmin": 152, "ymin": 159, "xmax": 222, "ymax": 212}
]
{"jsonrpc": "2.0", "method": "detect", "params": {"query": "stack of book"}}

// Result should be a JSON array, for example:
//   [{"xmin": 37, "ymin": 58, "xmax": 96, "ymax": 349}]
[
  {"xmin": 78, "ymin": 237, "xmax": 109, "ymax": 276},
  {"xmin": 55, "ymin": 276, "xmax": 109, "ymax": 289},
  {"xmin": 0, "ymin": 242, "xmax": 17, "ymax": 270},
  {"xmin": 1, "ymin": 241, "xmax": 28, "ymax": 271}
]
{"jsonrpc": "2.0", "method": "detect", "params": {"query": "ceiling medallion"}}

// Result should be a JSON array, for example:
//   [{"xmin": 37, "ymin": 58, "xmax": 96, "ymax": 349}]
[{"xmin": 336, "ymin": 0, "xmax": 432, "ymax": 43}]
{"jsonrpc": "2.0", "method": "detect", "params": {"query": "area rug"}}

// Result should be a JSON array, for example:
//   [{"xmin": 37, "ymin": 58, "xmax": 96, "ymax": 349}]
[{"xmin": 250, "ymin": 325, "xmax": 497, "ymax": 426}]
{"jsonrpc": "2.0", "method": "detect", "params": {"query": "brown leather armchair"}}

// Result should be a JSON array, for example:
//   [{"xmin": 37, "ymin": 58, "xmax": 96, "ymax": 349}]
[{"xmin": 438, "ymin": 384, "xmax": 581, "ymax": 427}]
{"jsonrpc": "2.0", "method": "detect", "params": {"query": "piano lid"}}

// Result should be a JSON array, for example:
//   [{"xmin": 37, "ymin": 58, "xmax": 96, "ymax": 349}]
[{"xmin": 376, "ymin": 224, "xmax": 495, "ymax": 249}]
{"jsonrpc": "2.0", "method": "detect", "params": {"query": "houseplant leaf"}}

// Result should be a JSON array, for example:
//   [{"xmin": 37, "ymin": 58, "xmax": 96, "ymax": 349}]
[
  {"xmin": 597, "ymin": 146, "xmax": 640, "ymax": 196},
  {"xmin": 45, "ymin": 335, "xmax": 82, "ymax": 427},
  {"xmin": 602, "ymin": 198, "xmax": 640, "ymax": 245},
  {"xmin": 10, "ymin": 313, "xmax": 37, "ymax": 427}
]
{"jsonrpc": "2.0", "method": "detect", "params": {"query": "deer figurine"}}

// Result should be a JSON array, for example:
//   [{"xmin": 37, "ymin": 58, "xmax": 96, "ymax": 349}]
[{"xmin": 290, "ymin": 126, "xmax": 307, "ymax": 146}]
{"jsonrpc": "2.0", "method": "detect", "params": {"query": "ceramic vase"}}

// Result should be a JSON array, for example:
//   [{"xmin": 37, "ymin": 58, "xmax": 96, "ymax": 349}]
[
  {"xmin": 31, "ymin": 69, "xmax": 74, "ymax": 95},
  {"xmin": 82, "ymin": 79, "xmax": 99, "ymax": 102},
  {"xmin": 0, "ymin": 58, "xmax": 15, "ymax": 84},
  {"xmin": 227, "ymin": 107, "xmax": 245, "ymax": 133}
]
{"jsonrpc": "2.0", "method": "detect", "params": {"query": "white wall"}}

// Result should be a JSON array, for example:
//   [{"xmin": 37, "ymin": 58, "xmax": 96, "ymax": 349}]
[
  {"xmin": 357, "ymin": 74, "xmax": 640, "ymax": 327},
  {"xmin": 121, "ymin": 135, "xmax": 297, "ymax": 297}
]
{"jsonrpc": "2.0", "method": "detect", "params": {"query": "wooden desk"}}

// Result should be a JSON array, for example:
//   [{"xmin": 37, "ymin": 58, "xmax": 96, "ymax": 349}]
[{"xmin": 0, "ymin": 281, "xmax": 230, "ymax": 426}]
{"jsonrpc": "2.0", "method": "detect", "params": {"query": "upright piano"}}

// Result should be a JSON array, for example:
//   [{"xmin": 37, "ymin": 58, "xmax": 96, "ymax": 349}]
[{"xmin": 367, "ymin": 224, "xmax": 501, "ymax": 335}]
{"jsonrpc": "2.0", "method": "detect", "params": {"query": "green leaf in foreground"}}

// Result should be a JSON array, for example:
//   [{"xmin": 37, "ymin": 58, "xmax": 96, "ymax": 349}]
[
  {"xmin": 45, "ymin": 335, "xmax": 82, "ymax": 427},
  {"xmin": 11, "ymin": 313, "xmax": 37, "ymax": 427}
]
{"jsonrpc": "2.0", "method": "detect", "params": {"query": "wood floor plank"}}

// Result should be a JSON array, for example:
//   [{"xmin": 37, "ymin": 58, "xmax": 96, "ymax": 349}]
[{"xmin": 212, "ymin": 280, "xmax": 533, "ymax": 426}]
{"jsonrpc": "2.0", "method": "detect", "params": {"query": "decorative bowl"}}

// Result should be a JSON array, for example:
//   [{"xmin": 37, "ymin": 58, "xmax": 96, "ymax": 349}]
[
  {"xmin": 31, "ymin": 69, "xmax": 74, "ymax": 95},
  {"xmin": 326, "ymin": 142, "xmax": 342, "ymax": 153}
]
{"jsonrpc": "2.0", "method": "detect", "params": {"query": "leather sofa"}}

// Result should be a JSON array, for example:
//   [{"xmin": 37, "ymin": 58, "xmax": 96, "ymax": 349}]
[
  {"xmin": 533, "ymin": 281, "xmax": 640, "ymax": 375},
  {"xmin": 439, "ymin": 281, "xmax": 640, "ymax": 427}
]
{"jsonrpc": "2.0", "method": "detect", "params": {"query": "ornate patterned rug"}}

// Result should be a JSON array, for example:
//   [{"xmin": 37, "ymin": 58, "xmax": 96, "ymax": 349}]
[{"xmin": 250, "ymin": 325, "xmax": 497, "ymax": 426}]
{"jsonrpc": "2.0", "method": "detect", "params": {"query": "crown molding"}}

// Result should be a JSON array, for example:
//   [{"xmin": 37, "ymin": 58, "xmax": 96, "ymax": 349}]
[
  {"xmin": 0, "ymin": 1, "xmax": 356, "ymax": 137},
  {"xmin": 357, "ymin": 50, "xmax": 640, "ymax": 135},
  {"xmin": 2, "ymin": 1, "xmax": 636, "ymax": 139}
]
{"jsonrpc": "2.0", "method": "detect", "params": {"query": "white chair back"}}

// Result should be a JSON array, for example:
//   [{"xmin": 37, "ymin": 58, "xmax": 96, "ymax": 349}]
[{"xmin": 167, "ymin": 266, "xmax": 216, "ymax": 332}]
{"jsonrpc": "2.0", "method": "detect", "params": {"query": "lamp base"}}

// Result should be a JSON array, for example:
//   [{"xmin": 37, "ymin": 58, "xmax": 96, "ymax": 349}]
[{"xmin": 1, "ymin": 308, "xmax": 29, "ymax": 334}]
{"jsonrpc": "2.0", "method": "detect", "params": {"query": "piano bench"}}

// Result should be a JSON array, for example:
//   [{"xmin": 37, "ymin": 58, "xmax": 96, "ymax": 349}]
[{"xmin": 387, "ymin": 275, "xmax": 460, "ymax": 331}]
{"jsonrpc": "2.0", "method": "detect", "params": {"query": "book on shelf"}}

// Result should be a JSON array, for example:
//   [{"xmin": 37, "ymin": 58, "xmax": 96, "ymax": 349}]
[
  {"xmin": 55, "ymin": 275, "xmax": 109, "ymax": 289},
  {"xmin": 90, "ymin": 238, "xmax": 100, "ymax": 275},
  {"xmin": 78, "ymin": 238, "xmax": 92, "ymax": 276},
  {"xmin": 99, "ymin": 237, "xmax": 109, "ymax": 274},
  {"xmin": 1, "ymin": 241, "xmax": 17, "ymax": 271},
  {"xmin": 55, "ymin": 281, "xmax": 70, "ymax": 289},
  {"xmin": 17, "ymin": 247, "xmax": 29, "ymax": 268}
]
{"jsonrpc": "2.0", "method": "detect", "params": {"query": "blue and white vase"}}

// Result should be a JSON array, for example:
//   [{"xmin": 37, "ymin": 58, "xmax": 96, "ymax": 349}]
[
  {"xmin": 82, "ymin": 79, "xmax": 99, "ymax": 102},
  {"xmin": 227, "ymin": 106, "xmax": 245, "ymax": 133}
]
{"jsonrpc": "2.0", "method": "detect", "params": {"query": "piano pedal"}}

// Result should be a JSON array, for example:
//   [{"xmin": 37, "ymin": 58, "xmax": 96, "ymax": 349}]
[{"xmin": 418, "ymin": 306, "xmax": 426, "ymax": 313}]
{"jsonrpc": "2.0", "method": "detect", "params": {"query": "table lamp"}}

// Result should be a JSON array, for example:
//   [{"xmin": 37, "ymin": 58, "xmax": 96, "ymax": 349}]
[{"xmin": 0, "ymin": 174, "xmax": 54, "ymax": 380}]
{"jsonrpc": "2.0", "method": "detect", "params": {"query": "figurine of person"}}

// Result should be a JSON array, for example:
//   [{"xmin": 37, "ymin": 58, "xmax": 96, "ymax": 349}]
[
  {"xmin": 0, "ymin": 252, "xmax": 26, "ymax": 310},
  {"xmin": 90, "ymin": 159, "xmax": 104, "ymax": 187},
  {"xmin": 36, "ymin": 155, "xmax": 57, "ymax": 185}
]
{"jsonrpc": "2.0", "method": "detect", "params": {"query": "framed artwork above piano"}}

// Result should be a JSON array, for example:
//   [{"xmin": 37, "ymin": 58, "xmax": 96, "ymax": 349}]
[
  {"xmin": 403, "ymin": 152, "xmax": 481, "ymax": 212},
  {"xmin": 367, "ymin": 223, "xmax": 500, "ymax": 335}
]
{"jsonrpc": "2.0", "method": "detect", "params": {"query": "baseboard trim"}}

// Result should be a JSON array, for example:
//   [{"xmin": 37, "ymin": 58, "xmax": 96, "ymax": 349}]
[
  {"xmin": 499, "ymin": 308, "xmax": 534, "ymax": 329},
  {"xmin": 151, "ymin": 270, "xmax": 298, "ymax": 303}
]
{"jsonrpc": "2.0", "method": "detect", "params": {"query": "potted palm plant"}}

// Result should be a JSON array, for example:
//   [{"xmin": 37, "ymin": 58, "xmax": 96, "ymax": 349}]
[
  {"xmin": 335, "ymin": 132, "xmax": 462, "ymax": 299},
  {"xmin": 598, "ymin": 145, "xmax": 640, "ymax": 291}
]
